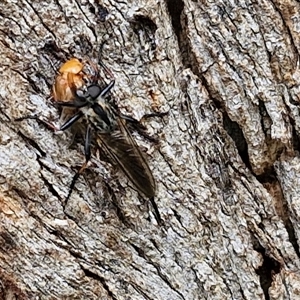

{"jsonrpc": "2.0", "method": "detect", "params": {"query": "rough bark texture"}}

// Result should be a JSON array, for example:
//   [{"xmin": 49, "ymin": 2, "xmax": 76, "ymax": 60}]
[{"xmin": 0, "ymin": 0, "xmax": 300, "ymax": 299}]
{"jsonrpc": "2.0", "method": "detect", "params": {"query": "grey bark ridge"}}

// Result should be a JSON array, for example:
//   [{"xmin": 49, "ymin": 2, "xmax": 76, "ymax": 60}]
[{"xmin": 0, "ymin": 0, "xmax": 300, "ymax": 299}]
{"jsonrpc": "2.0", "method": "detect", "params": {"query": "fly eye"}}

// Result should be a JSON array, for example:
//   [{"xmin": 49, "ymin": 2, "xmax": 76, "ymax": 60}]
[{"xmin": 87, "ymin": 84, "xmax": 102, "ymax": 98}]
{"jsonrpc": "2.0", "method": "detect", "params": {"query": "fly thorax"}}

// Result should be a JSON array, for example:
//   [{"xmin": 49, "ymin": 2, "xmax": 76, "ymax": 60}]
[{"xmin": 82, "ymin": 103, "xmax": 116, "ymax": 133}]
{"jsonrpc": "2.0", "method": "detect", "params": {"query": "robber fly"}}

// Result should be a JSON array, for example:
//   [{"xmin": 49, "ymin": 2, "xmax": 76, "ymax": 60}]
[{"xmin": 49, "ymin": 58, "xmax": 156, "ymax": 200}]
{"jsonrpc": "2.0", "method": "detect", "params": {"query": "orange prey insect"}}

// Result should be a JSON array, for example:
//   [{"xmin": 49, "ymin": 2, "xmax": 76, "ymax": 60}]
[{"xmin": 52, "ymin": 58, "xmax": 86, "ymax": 102}]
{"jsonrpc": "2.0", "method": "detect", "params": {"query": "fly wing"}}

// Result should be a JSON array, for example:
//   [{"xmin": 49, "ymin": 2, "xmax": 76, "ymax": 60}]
[{"xmin": 96, "ymin": 118, "xmax": 156, "ymax": 198}]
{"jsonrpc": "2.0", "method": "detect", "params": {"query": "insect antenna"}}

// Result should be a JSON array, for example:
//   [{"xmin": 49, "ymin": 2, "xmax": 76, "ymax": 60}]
[{"xmin": 98, "ymin": 41, "xmax": 115, "ymax": 81}]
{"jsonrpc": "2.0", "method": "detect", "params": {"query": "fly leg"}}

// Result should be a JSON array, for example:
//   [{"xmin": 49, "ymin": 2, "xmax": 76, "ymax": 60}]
[
  {"xmin": 37, "ymin": 111, "xmax": 89, "ymax": 204},
  {"xmin": 16, "ymin": 111, "xmax": 85, "ymax": 204},
  {"xmin": 15, "ymin": 110, "xmax": 84, "ymax": 132},
  {"xmin": 66, "ymin": 125, "xmax": 92, "ymax": 202},
  {"xmin": 15, "ymin": 114, "xmax": 52, "ymax": 124},
  {"xmin": 16, "ymin": 84, "xmax": 87, "ymax": 131}
]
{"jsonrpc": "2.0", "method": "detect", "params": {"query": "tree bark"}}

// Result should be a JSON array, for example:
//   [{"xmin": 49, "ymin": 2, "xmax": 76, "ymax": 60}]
[{"xmin": 1, "ymin": 0, "xmax": 300, "ymax": 299}]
